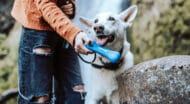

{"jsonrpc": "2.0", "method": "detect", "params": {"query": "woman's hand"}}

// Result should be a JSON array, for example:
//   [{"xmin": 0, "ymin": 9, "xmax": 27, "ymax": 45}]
[
  {"xmin": 60, "ymin": 1, "xmax": 75, "ymax": 18},
  {"xmin": 74, "ymin": 32, "xmax": 92, "ymax": 54}
]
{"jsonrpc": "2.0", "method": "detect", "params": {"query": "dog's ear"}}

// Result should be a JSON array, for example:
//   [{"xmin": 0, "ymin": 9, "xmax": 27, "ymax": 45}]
[
  {"xmin": 79, "ymin": 17, "xmax": 93, "ymax": 28},
  {"xmin": 119, "ymin": 5, "xmax": 138, "ymax": 26}
]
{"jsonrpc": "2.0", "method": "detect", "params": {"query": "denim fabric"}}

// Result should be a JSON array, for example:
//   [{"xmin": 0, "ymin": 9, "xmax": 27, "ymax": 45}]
[{"xmin": 18, "ymin": 27, "xmax": 84, "ymax": 104}]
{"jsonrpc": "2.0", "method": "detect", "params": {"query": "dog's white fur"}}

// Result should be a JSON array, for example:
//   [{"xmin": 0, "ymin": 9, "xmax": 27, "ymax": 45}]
[{"xmin": 80, "ymin": 5, "xmax": 138, "ymax": 104}]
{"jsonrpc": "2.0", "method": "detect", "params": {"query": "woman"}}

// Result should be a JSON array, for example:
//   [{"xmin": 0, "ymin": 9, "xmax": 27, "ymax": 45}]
[{"xmin": 11, "ymin": 0, "xmax": 91, "ymax": 103}]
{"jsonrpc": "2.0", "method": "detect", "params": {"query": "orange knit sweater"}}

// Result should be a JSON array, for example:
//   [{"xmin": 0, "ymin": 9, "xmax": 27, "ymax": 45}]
[{"xmin": 11, "ymin": 0, "xmax": 81, "ymax": 45}]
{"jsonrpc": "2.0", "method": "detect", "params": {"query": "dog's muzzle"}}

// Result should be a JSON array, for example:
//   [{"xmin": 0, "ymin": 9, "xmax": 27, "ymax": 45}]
[{"xmin": 95, "ymin": 34, "xmax": 115, "ymax": 46}]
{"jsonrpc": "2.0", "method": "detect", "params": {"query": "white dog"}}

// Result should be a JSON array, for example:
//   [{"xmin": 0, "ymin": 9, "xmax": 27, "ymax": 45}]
[{"xmin": 80, "ymin": 5, "xmax": 138, "ymax": 104}]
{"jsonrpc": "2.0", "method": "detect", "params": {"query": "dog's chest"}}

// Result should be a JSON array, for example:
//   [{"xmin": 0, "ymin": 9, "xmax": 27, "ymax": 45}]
[{"xmin": 89, "ymin": 67, "xmax": 119, "ymax": 92}]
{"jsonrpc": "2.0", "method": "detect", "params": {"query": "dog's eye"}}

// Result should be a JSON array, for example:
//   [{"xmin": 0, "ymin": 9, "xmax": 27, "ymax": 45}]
[
  {"xmin": 108, "ymin": 16, "xmax": 115, "ymax": 21},
  {"xmin": 94, "ymin": 19, "xmax": 98, "ymax": 23}
]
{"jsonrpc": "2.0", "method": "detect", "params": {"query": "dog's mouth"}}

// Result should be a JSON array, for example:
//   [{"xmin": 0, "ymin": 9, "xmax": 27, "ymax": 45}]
[{"xmin": 95, "ymin": 34, "xmax": 115, "ymax": 46}]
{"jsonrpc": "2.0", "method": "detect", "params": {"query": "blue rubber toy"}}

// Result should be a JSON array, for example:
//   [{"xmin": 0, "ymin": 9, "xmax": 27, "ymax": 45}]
[{"xmin": 86, "ymin": 41, "xmax": 121, "ymax": 63}]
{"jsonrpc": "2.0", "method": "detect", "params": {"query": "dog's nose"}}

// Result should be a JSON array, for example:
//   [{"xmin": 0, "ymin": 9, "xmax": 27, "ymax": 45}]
[{"xmin": 94, "ymin": 25, "xmax": 104, "ymax": 33}]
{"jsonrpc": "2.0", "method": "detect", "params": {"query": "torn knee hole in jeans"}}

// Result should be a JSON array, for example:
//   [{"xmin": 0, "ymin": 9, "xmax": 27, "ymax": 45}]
[
  {"xmin": 33, "ymin": 46, "xmax": 52, "ymax": 55},
  {"xmin": 31, "ymin": 95, "xmax": 50, "ymax": 103},
  {"xmin": 73, "ymin": 84, "xmax": 86, "ymax": 100},
  {"xmin": 73, "ymin": 84, "xmax": 85, "ymax": 93}
]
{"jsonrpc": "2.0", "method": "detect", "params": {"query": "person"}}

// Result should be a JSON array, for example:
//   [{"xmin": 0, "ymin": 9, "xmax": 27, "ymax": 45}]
[{"xmin": 11, "ymin": 0, "xmax": 92, "ymax": 103}]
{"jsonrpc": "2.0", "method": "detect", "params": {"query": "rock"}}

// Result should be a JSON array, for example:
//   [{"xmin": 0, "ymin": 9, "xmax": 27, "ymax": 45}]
[
  {"xmin": 117, "ymin": 55, "xmax": 190, "ymax": 104},
  {"xmin": 0, "ymin": 0, "xmax": 15, "ymax": 34}
]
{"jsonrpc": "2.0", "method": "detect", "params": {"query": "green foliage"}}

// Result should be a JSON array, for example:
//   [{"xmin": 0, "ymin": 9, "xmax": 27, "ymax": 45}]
[
  {"xmin": 0, "ymin": 35, "xmax": 18, "ymax": 103},
  {"xmin": 132, "ymin": 0, "xmax": 190, "ymax": 63},
  {"xmin": 0, "ymin": 33, "xmax": 18, "ymax": 98},
  {"xmin": 0, "ymin": 65, "xmax": 13, "ymax": 93},
  {"xmin": 0, "ymin": 55, "xmax": 18, "ymax": 95},
  {"xmin": 155, "ymin": 0, "xmax": 190, "ymax": 53},
  {"xmin": 0, "ymin": 35, "xmax": 6, "ymax": 43}
]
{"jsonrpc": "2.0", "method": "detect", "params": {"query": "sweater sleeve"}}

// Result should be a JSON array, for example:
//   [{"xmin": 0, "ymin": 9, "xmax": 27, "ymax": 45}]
[{"xmin": 34, "ymin": 0, "xmax": 81, "ymax": 46}]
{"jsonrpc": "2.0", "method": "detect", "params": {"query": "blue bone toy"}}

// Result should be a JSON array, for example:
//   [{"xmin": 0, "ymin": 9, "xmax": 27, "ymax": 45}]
[{"xmin": 86, "ymin": 41, "xmax": 121, "ymax": 63}]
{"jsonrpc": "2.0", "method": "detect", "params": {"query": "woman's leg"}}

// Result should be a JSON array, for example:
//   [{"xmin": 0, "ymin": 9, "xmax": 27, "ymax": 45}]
[
  {"xmin": 54, "ymin": 42, "xmax": 85, "ymax": 104},
  {"xmin": 18, "ymin": 27, "xmax": 58, "ymax": 104}
]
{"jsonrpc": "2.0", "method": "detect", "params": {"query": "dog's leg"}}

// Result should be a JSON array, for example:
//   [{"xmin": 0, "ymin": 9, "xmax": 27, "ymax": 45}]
[
  {"xmin": 85, "ymin": 93, "xmax": 103, "ymax": 104},
  {"xmin": 85, "ymin": 97, "xmax": 99, "ymax": 104},
  {"xmin": 109, "ymin": 90, "xmax": 119, "ymax": 104}
]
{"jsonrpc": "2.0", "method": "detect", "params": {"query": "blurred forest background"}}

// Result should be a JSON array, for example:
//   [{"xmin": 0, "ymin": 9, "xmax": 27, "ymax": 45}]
[{"xmin": 0, "ymin": 0, "xmax": 189, "ymax": 103}]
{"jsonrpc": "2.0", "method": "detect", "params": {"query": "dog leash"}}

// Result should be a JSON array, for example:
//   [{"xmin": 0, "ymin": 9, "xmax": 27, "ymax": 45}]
[{"xmin": 77, "ymin": 53, "xmax": 97, "ymax": 64}]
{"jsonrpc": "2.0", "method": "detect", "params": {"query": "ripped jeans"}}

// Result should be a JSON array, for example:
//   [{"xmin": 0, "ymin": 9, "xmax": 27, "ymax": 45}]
[{"xmin": 18, "ymin": 27, "xmax": 84, "ymax": 104}]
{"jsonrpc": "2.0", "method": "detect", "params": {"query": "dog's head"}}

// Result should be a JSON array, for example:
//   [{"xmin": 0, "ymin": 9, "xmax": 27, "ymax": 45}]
[{"xmin": 80, "ymin": 5, "xmax": 138, "ymax": 51}]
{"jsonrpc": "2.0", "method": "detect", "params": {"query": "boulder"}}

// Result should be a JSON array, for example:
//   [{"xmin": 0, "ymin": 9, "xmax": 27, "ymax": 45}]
[{"xmin": 118, "ymin": 55, "xmax": 190, "ymax": 104}]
